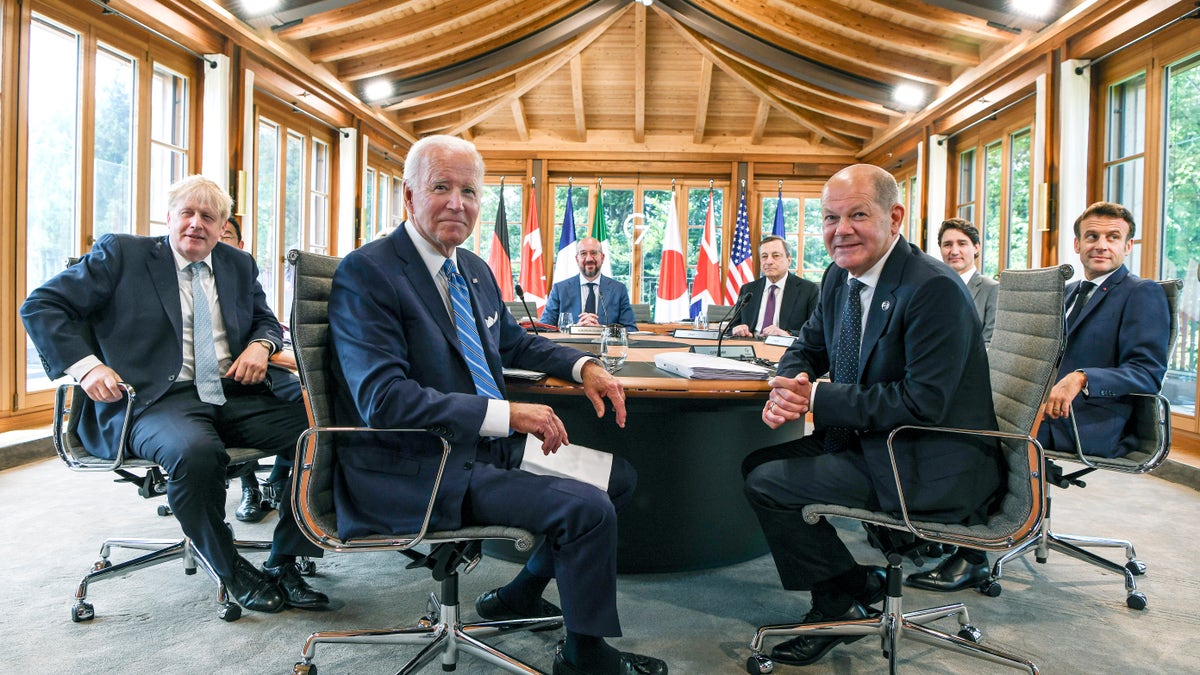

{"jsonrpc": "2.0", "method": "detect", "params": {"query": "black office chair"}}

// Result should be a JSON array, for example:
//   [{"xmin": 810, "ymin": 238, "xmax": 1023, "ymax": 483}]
[
  {"xmin": 54, "ymin": 383, "xmax": 276, "ymax": 622},
  {"xmin": 632, "ymin": 302, "xmax": 652, "ymax": 323},
  {"xmin": 983, "ymin": 278, "xmax": 1181, "ymax": 610},
  {"xmin": 286, "ymin": 249, "xmax": 561, "ymax": 675},
  {"xmin": 745, "ymin": 264, "xmax": 1072, "ymax": 675}
]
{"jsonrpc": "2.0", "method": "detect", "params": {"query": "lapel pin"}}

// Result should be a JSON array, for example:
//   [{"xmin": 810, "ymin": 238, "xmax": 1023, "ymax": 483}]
[{"xmin": 881, "ymin": 300, "xmax": 891, "ymax": 311}]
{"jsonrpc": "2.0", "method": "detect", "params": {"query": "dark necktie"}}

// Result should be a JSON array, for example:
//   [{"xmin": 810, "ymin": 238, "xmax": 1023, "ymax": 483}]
[
  {"xmin": 825, "ymin": 278, "xmax": 865, "ymax": 453},
  {"xmin": 1066, "ymin": 280, "xmax": 1095, "ymax": 328},
  {"xmin": 188, "ymin": 262, "xmax": 226, "ymax": 405},
  {"xmin": 761, "ymin": 284, "xmax": 778, "ymax": 331},
  {"xmin": 442, "ymin": 259, "xmax": 503, "ymax": 400},
  {"xmin": 585, "ymin": 282, "xmax": 597, "ymax": 315}
]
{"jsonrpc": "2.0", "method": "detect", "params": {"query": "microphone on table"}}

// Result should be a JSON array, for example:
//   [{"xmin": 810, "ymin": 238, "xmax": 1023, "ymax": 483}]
[
  {"xmin": 717, "ymin": 290, "xmax": 753, "ymax": 358},
  {"xmin": 514, "ymin": 284, "xmax": 539, "ymax": 336},
  {"xmin": 596, "ymin": 284, "xmax": 610, "ymax": 327}
]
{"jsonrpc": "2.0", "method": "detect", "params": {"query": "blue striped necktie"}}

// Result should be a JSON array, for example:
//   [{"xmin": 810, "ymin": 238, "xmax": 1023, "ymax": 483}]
[
  {"xmin": 442, "ymin": 259, "xmax": 503, "ymax": 400},
  {"xmin": 825, "ymin": 278, "xmax": 864, "ymax": 453},
  {"xmin": 188, "ymin": 262, "xmax": 226, "ymax": 405}
]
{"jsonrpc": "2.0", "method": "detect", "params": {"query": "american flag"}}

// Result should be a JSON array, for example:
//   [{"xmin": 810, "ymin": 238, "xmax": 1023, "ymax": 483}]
[{"xmin": 724, "ymin": 187, "xmax": 754, "ymax": 304}]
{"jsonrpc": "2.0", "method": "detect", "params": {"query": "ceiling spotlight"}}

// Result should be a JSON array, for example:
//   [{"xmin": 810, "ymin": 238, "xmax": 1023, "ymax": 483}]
[
  {"xmin": 635, "ymin": 0, "xmax": 653, "ymax": 6},
  {"xmin": 892, "ymin": 84, "xmax": 926, "ymax": 109},
  {"xmin": 241, "ymin": 0, "xmax": 281, "ymax": 16},
  {"xmin": 364, "ymin": 80, "xmax": 392, "ymax": 103},
  {"xmin": 1009, "ymin": 0, "xmax": 1053, "ymax": 19}
]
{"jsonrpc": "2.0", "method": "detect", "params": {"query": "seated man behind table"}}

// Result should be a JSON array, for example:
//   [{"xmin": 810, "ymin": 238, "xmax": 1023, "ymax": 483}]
[
  {"xmin": 730, "ymin": 235, "xmax": 820, "ymax": 338},
  {"xmin": 938, "ymin": 217, "xmax": 998, "ymax": 346},
  {"xmin": 220, "ymin": 215, "xmax": 297, "ymax": 525},
  {"xmin": 328, "ymin": 135, "xmax": 666, "ymax": 675},
  {"xmin": 20, "ymin": 175, "xmax": 328, "ymax": 613},
  {"xmin": 742, "ymin": 164, "xmax": 1000, "ymax": 667},
  {"xmin": 909, "ymin": 200, "xmax": 1169, "ymax": 593},
  {"xmin": 540, "ymin": 236, "xmax": 638, "ymax": 331}
]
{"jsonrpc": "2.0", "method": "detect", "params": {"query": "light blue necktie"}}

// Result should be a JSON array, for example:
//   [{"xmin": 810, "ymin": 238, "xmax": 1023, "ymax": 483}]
[
  {"xmin": 442, "ymin": 259, "xmax": 503, "ymax": 400},
  {"xmin": 188, "ymin": 262, "xmax": 226, "ymax": 405}
]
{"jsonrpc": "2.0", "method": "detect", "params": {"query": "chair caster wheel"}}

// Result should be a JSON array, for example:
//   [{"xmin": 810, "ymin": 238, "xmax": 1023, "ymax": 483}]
[
  {"xmin": 218, "ymin": 602, "xmax": 242, "ymax": 622},
  {"xmin": 1126, "ymin": 560, "xmax": 1146, "ymax": 576},
  {"xmin": 157, "ymin": 505, "xmax": 172, "ymax": 516},
  {"xmin": 1126, "ymin": 592, "xmax": 1147, "ymax": 610},
  {"xmin": 71, "ymin": 601, "xmax": 95, "ymax": 622},
  {"xmin": 293, "ymin": 662, "xmax": 316, "ymax": 675},
  {"xmin": 746, "ymin": 655, "xmax": 774, "ymax": 674},
  {"xmin": 92, "ymin": 560, "xmax": 112, "ymax": 572},
  {"xmin": 978, "ymin": 579, "xmax": 1002, "ymax": 597},
  {"xmin": 296, "ymin": 559, "xmax": 316, "ymax": 576},
  {"xmin": 417, "ymin": 614, "xmax": 436, "ymax": 628},
  {"xmin": 957, "ymin": 625, "xmax": 983, "ymax": 643}
]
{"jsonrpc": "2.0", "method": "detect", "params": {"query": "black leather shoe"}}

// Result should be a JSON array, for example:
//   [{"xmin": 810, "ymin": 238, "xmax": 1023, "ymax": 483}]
[
  {"xmin": 769, "ymin": 603, "xmax": 872, "ymax": 667},
  {"xmin": 552, "ymin": 643, "xmax": 668, "ymax": 675},
  {"xmin": 264, "ymin": 563, "xmax": 329, "ymax": 610},
  {"xmin": 475, "ymin": 588, "xmax": 564, "ymax": 630},
  {"xmin": 856, "ymin": 565, "xmax": 887, "ymax": 608},
  {"xmin": 235, "ymin": 486, "xmax": 265, "ymax": 523},
  {"xmin": 905, "ymin": 552, "xmax": 990, "ymax": 592},
  {"xmin": 225, "ymin": 556, "xmax": 285, "ymax": 613}
]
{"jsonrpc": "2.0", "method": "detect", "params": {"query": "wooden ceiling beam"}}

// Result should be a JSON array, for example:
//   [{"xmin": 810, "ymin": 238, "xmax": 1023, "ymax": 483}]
[
  {"xmin": 750, "ymin": 99, "xmax": 770, "ymax": 145},
  {"xmin": 275, "ymin": 0, "xmax": 429, "ymax": 41},
  {"xmin": 447, "ymin": 7, "xmax": 629, "ymax": 137},
  {"xmin": 861, "ymin": 0, "xmax": 1037, "ymax": 41},
  {"xmin": 512, "ymin": 97, "xmax": 530, "ymax": 142},
  {"xmin": 571, "ymin": 55, "xmax": 587, "ymax": 142},
  {"xmin": 634, "ymin": 2, "xmax": 647, "ymax": 144},
  {"xmin": 693, "ymin": 58, "xmax": 713, "ymax": 145}
]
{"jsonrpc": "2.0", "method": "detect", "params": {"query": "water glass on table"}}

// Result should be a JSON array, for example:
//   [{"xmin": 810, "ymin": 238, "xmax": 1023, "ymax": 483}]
[
  {"xmin": 600, "ymin": 325, "xmax": 629, "ymax": 372},
  {"xmin": 558, "ymin": 312, "xmax": 575, "ymax": 333}
]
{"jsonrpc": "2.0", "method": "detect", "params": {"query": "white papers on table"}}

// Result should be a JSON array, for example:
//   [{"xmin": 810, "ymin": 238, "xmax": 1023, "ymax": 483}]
[
  {"xmin": 520, "ymin": 436, "xmax": 613, "ymax": 491},
  {"xmin": 502, "ymin": 367, "xmax": 546, "ymax": 380},
  {"xmin": 653, "ymin": 351, "xmax": 771, "ymax": 380}
]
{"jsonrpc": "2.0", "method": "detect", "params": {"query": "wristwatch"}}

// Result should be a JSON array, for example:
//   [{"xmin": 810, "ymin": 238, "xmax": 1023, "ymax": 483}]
[{"xmin": 251, "ymin": 339, "xmax": 277, "ymax": 355}]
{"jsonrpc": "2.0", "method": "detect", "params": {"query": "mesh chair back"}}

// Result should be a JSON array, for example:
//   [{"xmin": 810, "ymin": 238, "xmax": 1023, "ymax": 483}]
[
  {"xmin": 1162, "ymin": 279, "xmax": 1182, "ymax": 360},
  {"xmin": 287, "ymin": 249, "xmax": 343, "ymax": 544}
]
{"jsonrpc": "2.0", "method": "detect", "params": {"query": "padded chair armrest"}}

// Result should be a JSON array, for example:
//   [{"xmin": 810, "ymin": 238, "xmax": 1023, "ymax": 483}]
[
  {"xmin": 293, "ymin": 425, "xmax": 452, "ymax": 552},
  {"xmin": 810, "ymin": 424, "xmax": 1045, "ymax": 550},
  {"xmin": 1059, "ymin": 392, "xmax": 1170, "ymax": 473},
  {"xmin": 53, "ymin": 382, "xmax": 139, "ymax": 472}
]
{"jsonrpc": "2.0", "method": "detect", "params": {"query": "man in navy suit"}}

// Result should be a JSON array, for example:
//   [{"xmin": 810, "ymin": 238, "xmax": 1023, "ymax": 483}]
[
  {"xmin": 21, "ymin": 176, "xmax": 328, "ymax": 614},
  {"xmin": 938, "ymin": 218, "xmax": 998, "ymax": 346},
  {"xmin": 741, "ymin": 164, "xmax": 999, "ymax": 666},
  {"xmin": 729, "ymin": 236, "xmax": 819, "ymax": 338},
  {"xmin": 540, "ymin": 237, "xmax": 638, "ymax": 330},
  {"xmin": 328, "ymin": 136, "xmax": 666, "ymax": 675},
  {"xmin": 909, "ymin": 201, "xmax": 1170, "ymax": 594}
]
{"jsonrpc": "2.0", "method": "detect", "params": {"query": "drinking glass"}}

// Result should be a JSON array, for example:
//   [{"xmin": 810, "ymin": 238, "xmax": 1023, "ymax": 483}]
[
  {"xmin": 600, "ymin": 325, "xmax": 629, "ymax": 372},
  {"xmin": 558, "ymin": 312, "xmax": 575, "ymax": 333},
  {"xmin": 693, "ymin": 313, "xmax": 710, "ymax": 331}
]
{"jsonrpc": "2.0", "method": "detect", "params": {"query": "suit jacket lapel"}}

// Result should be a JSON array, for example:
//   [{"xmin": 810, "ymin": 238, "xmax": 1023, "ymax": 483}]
[
  {"xmin": 211, "ymin": 249, "xmax": 240, "ymax": 343},
  {"xmin": 859, "ymin": 239, "xmax": 908, "ymax": 377},
  {"xmin": 968, "ymin": 273, "xmax": 983, "ymax": 302},
  {"xmin": 394, "ymin": 227, "xmax": 460, "ymax": 351},
  {"xmin": 1069, "ymin": 265, "xmax": 1129, "ymax": 335},
  {"xmin": 148, "ymin": 238, "xmax": 184, "ymax": 346}
]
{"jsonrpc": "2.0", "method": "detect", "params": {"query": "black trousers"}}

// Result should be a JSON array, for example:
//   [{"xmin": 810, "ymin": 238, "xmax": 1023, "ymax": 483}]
[
  {"xmin": 742, "ymin": 435, "xmax": 877, "ymax": 591},
  {"xmin": 128, "ymin": 380, "xmax": 321, "ymax": 581}
]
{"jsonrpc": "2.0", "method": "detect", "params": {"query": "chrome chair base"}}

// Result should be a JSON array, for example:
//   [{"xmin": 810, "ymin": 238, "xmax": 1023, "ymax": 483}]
[
  {"xmin": 745, "ymin": 559, "xmax": 1038, "ymax": 675},
  {"xmin": 293, "ymin": 574, "xmax": 560, "ymax": 674},
  {"xmin": 986, "ymin": 498, "xmax": 1146, "ymax": 609},
  {"xmin": 72, "ymin": 534, "xmax": 271, "ymax": 623}
]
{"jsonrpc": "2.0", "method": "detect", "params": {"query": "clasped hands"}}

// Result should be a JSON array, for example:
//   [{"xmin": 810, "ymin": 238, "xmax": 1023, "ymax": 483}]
[
  {"xmin": 762, "ymin": 373, "xmax": 811, "ymax": 429},
  {"xmin": 509, "ymin": 359, "xmax": 627, "ymax": 455},
  {"xmin": 576, "ymin": 311, "xmax": 602, "ymax": 326},
  {"xmin": 731, "ymin": 324, "xmax": 790, "ymax": 338}
]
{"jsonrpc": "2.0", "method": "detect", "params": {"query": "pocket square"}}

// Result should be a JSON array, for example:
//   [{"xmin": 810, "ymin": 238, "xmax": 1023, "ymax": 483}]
[{"xmin": 485, "ymin": 312, "xmax": 498, "ymax": 327}]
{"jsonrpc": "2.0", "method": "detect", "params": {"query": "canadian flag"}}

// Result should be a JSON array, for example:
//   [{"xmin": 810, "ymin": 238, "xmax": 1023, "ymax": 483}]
[{"xmin": 518, "ymin": 183, "xmax": 547, "ymax": 311}]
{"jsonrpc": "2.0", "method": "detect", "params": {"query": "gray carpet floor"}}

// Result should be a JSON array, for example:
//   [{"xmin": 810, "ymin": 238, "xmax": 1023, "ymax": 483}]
[{"xmin": 3, "ymin": 456, "xmax": 1198, "ymax": 674}]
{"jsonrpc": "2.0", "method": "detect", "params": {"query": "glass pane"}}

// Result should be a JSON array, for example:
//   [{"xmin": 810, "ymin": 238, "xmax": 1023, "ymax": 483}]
[
  {"xmin": 25, "ymin": 17, "xmax": 82, "ymax": 392},
  {"xmin": 282, "ymin": 131, "xmax": 304, "ymax": 320},
  {"xmin": 1007, "ymin": 129, "xmax": 1031, "ymax": 270},
  {"xmin": 1104, "ymin": 159, "xmax": 1144, "ymax": 233},
  {"xmin": 256, "ymin": 120, "xmax": 280, "ymax": 315},
  {"xmin": 802, "ymin": 197, "xmax": 830, "ymax": 278},
  {"xmin": 93, "ymin": 45, "xmax": 135, "ymax": 238},
  {"xmin": 601, "ymin": 188, "xmax": 633, "ymax": 289},
  {"xmin": 958, "ymin": 149, "xmax": 975, "ymax": 205},
  {"xmin": 1160, "ymin": 52, "xmax": 1200, "ymax": 416},
  {"xmin": 907, "ymin": 176, "xmax": 920, "ymax": 244},
  {"xmin": 310, "ymin": 141, "xmax": 329, "ymax": 249},
  {"xmin": 363, "ymin": 168, "xmax": 376, "ymax": 242},
  {"xmin": 640, "ymin": 189, "xmax": 672, "ymax": 304},
  {"xmin": 1108, "ymin": 73, "xmax": 1147, "ymax": 162},
  {"xmin": 982, "ymin": 141, "xmax": 1002, "ymax": 278},
  {"xmin": 758, "ymin": 193, "xmax": 798, "ymax": 273},
  {"xmin": 150, "ymin": 65, "xmax": 188, "ymax": 232}
]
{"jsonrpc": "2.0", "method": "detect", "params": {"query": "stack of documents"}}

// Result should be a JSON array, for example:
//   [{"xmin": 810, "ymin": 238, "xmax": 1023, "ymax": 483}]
[{"xmin": 654, "ymin": 352, "xmax": 771, "ymax": 380}]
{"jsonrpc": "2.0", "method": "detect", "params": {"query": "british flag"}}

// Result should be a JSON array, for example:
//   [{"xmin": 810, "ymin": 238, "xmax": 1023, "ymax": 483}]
[{"xmin": 724, "ymin": 187, "xmax": 754, "ymax": 304}]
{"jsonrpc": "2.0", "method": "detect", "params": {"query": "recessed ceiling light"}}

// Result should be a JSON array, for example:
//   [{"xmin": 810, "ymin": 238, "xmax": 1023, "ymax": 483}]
[
  {"xmin": 364, "ymin": 80, "xmax": 392, "ymax": 102},
  {"xmin": 893, "ymin": 84, "xmax": 925, "ymax": 109},
  {"xmin": 241, "ymin": 0, "xmax": 280, "ymax": 16},
  {"xmin": 1010, "ymin": 0, "xmax": 1053, "ymax": 19}
]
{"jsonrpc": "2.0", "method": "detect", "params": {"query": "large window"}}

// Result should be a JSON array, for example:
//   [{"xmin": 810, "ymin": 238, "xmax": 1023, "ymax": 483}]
[
  {"xmin": 951, "ymin": 98, "xmax": 1035, "ymax": 278},
  {"xmin": 18, "ymin": 8, "xmax": 195, "ymax": 403},
  {"xmin": 758, "ymin": 186, "xmax": 826, "ymax": 280},
  {"xmin": 253, "ymin": 97, "xmax": 336, "ymax": 320}
]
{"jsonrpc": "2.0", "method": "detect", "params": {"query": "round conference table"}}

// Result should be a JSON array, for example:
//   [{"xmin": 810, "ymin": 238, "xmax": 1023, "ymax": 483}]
[{"xmin": 501, "ymin": 330, "xmax": 804, "ymax": 574}]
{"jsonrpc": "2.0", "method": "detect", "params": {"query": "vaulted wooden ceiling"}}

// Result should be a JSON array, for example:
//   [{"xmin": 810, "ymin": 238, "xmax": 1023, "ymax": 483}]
[{"xmin": 220, "ymin": 0, "xmax": 1080, "ymax": 158}]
